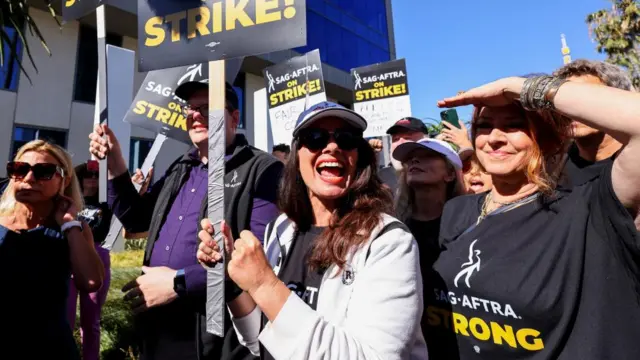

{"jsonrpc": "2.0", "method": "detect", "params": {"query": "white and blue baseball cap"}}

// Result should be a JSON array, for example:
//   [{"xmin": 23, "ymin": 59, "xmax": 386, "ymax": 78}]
[
  {"xmin": 292, "ymin": 101, "xmax": 368, "ymax": 137},
  {"xmin": 393, "ymin": 138, "xmax": 463, "ymax": 169}
]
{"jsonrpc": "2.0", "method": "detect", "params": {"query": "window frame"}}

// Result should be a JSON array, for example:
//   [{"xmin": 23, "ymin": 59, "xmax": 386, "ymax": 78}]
[
  {"xmin": 9, "ymin": 124, "xmax": 69, "ymax": 160},
  {"xmin": 0, "ymin": 10, "xmax": 25, "ymax": 92},
  {"xmin": 128, "ymin": 137, "xmax": 155, "ymax": 175}
]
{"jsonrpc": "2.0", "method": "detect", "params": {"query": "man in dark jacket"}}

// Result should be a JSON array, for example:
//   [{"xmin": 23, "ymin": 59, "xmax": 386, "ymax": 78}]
[{"xmin": 88, "ymin": 83, "xmax": 282, "ymax": 360}]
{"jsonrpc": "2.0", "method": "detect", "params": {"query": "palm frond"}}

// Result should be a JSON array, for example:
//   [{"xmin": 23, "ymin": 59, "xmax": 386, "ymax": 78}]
[{"xmin": 0, "ymin": 0, "xmax": 60, "ymax": 85}]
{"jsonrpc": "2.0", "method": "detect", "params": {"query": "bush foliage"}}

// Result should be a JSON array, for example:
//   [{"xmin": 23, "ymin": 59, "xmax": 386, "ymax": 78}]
[{"xmin": 71, "ymin": 247, "xmax": 145, "ymax": 359}]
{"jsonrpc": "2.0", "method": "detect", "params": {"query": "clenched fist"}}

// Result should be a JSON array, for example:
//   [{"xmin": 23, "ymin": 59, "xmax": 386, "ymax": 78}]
[{"xmin": 197, "ymin": 219, "xmax": 278, "ymax": 295}]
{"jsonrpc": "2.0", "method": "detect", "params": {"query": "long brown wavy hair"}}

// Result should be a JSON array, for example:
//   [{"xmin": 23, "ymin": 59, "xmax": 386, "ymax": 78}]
[
  {"xmin": 278, "ymin": 136, "xmax": 393, "ymax": 273},
  {"xmin": 470, "ymin": 103, "xmax": 572, "ymax": 195}
]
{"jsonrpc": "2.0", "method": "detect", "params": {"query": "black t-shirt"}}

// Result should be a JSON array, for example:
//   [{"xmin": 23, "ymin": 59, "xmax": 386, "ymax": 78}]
[
  {"xmin": 408, "ymin": 217, "xmax": 442, "ymax": 271},
  {"xmin": 262, "ymin": 226, "xmax": 326, "ymax": 360},
  {"xmin": 424, "ymin": 163, "xmax": 640, "ymax": 359},
  {"xmin": 408, "ymin": 217, "xmax": 443, "ymax": 338},
  {"xmin": 560, "ymin": 143, "xmax": 615, "ymax": 187}
]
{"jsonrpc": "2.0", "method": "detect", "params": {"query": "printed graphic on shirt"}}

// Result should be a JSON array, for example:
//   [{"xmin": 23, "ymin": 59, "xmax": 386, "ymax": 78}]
[
  {"xmin": 287, "ymin": 281, "xmax": 320, "ymax": 308},
  {"xmin": 453, "ymin": 239, "xmax": 481, "ymax": 288},
  {"xmin": 427, "ymin": 238, "xmax": 545, "ymax": 354},
  {"xmin": 342, "ymin": 264, "xmax": 356, "ymax": 285},
  {"xmin": 225, "ymin": 170, "xmax": 242, "ymax": 188}
]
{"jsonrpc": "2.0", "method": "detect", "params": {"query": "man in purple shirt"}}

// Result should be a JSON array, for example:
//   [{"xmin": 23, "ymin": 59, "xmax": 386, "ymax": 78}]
[{"xmin": 89, "ymin": 83, "xmax": 282, "ymax": 360}]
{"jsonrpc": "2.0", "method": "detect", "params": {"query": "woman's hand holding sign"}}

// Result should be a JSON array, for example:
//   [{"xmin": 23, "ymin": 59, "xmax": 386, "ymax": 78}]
[
  {"xmin": 198, "ymin": 219, "xmax": 277, "ymax": 293},
  {"xmin": 198, "ymin": 219, "xmax": 288, "ymax": 321}
]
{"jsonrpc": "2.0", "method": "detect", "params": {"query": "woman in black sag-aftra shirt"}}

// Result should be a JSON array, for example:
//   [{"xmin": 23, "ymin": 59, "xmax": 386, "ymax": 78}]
[{"xmin": 424, "ymin": 76, "xmax": 640, "ymax": 360}]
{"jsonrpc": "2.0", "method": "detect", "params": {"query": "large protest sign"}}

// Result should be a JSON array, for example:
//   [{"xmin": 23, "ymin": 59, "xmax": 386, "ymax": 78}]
[
  {"xmin": 137, "ymin": 0, "xmax": 307, "ymax": 71},
  {"xmin": 351, "ymin": 59, "xmax": 412, "ymax": 138},
  {"xmin": 263, "ymin": 49, "xmax": 326, "ymax": 146},
  {"xmin": 123, "ymin": 59, "xmax": 243, "ymax": 144},
  {"xmin": 123, "ymin": 65, "xmax": 203, "ymax": 144}
]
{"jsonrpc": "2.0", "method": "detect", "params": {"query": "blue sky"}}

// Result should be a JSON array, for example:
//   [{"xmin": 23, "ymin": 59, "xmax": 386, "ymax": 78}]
[{"xmin": 392, "ymin": 0, "xmax": 609, "ymax": 124}]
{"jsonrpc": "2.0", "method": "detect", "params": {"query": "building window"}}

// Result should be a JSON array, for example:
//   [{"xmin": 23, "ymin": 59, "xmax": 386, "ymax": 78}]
[
  {"xmin": 232, "ymin": 72, "xmax": 246, "ymax": 129},
  {"xmin": 11, "ymin": 126, "xmax": 67, "ymax": 159},
  {"xmin": 299, "ymin": 0, "xmax": 391, "ymax": 72},
  {"xmin": 73, "ymin": 24, "xmax": 123, "ymax": 103},
  {"xmin": 0, "ymin": 22, "xmax": 23, "ymax": 91},
  {"xmin": 129, "ymin": 138, "xmax": 154, "ymax": 174}
]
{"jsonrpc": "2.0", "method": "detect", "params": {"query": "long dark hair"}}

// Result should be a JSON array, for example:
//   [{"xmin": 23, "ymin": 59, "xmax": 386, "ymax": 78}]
[{"xmin": 278, "ymin": 136, "xmax": 393, "ymax": 273}]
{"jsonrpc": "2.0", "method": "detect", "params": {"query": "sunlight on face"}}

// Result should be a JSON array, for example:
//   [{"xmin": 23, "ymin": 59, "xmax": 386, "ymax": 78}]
[
  {"xmin": 297, "ymin": 117, "xmax": 359, "ymax": 204},
  {"xmin": 13, "ymin": 151, "xmax": 64, "ymax": 204},
  {"xmin": 474, "ymin": 105, "xmax": 534, "ymax": 178}
]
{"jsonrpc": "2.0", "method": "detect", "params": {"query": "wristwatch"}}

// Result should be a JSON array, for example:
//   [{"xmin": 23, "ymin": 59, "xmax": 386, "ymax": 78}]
[
  {"xmin": 173, "ymin": 269, "xmax": 187, "ymax": 297},
  {"xmin": 61, "ymin": 220, "xmax": 83, "ymax": 234}
]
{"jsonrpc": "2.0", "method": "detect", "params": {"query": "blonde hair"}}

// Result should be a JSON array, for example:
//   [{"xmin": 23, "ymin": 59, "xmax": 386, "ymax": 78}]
[
  {"xmin": 0, "ymin": 140, "xmax": 83, "ymax": 218},
  {"xmin": 395, "ymin": 160, "xmax": 465, "ymax": 224}
]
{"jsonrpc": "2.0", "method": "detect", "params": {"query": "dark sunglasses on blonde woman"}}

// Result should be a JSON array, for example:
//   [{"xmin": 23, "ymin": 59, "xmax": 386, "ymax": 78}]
[
  {"xmin": 6, "ymin": 161, "xmax": 64, "ymax": 181},
  {"xmin": 297, "ymin": 128, "xmax": 362, "ymax": 151}
]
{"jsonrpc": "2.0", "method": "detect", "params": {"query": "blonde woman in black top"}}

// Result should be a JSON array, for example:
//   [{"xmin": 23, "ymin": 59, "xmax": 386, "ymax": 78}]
[{"xmin": 0, "ymin": 140, "xmax": 104, "ymax": 359}]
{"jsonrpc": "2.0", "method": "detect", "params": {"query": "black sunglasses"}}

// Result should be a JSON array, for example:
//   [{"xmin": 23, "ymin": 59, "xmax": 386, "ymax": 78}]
[
  {"xmin": 7, "ymin": 161, "xmax": 64, "ymax": 181},
  {"xmin": 297, "ymin": 128, "xmax": 362, "ymax": 152}
]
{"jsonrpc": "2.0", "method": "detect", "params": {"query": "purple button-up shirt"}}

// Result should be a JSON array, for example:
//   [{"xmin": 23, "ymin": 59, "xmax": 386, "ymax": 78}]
[
  {"xmin": 107, "ymin": 151, "xmax": 281, "ymax": 296},
  {"xmin": 149, "ymin": 162, "xmax": 207, "ymax": 270}
]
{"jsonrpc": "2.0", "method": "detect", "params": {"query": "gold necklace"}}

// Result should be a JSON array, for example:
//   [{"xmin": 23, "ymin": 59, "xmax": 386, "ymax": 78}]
[{"xmin": 477, "ymin": 192, "xmax": 539, "ymax": 225}]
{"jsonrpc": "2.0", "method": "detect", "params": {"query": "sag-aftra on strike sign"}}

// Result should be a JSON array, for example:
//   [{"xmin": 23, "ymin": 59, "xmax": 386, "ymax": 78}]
[{"xmin": 138, "ymin": 0, "xmax": 307, "ymax": 71}]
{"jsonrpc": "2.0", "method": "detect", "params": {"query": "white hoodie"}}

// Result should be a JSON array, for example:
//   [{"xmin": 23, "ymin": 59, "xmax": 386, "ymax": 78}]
[{"xmin": 231, "ymin": 213, "xmax": 429, "ymax": 360}]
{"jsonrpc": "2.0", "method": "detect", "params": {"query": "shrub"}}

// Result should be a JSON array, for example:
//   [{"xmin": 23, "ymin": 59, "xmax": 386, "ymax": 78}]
[{"xmin": 71, "ymin": 248, "xmax": 145, "ymax": 360}]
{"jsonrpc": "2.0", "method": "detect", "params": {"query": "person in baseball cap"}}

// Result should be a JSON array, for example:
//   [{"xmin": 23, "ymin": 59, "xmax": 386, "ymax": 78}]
[
  {"xmin": 375, "ymin": 117, "xmax": 430, "ymax": 195},
  {"xmin": 386, "ymin": 116, "xmax": 429, "ymax": 135},
  {"xmin": 87, "ymin": 76, "xmax": 283, "ymax": 360},
  {"xmin": 392, "ymin": 137, "xmax": 463, "ymax": 170},
  {"xmin": 393, "ymin": 137, "xmax": 465, "ymax": 281}
]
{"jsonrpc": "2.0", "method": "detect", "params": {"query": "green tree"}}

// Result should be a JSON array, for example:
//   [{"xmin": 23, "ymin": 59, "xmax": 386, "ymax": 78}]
[
  {"xmin": 586, "ymin": 0, "xmax": 640, "ymax": 88},
  {"xmin": 1, "ymin": 0, "xmax": 59, "ymax": 84}
]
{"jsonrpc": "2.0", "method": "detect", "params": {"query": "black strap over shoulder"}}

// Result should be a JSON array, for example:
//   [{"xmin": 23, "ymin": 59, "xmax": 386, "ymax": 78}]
[{"xmin": 365, "ymin": 220, "xmax": 408, "ymax": 262}]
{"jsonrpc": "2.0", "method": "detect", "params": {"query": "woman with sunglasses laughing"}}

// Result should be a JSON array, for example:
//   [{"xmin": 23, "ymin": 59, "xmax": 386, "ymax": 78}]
[
  {"xmin": 0, "ymin": 140, "xmax": 104, "ymax": 360},
  {"xmin": 197, "ymin": 101, "xmax": 428, "ymax": 360}
]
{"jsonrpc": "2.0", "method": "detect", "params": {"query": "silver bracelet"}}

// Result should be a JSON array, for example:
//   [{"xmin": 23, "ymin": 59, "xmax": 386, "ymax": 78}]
[{"xmin": 521, "ymin": 75, "xmax": 561, "ymax": 110}]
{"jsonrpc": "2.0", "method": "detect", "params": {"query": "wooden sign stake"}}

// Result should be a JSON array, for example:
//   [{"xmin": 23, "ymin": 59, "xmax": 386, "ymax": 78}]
[{"xmin": 206, "ymin": 60, "xmax": 226, "ymax": 336}]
